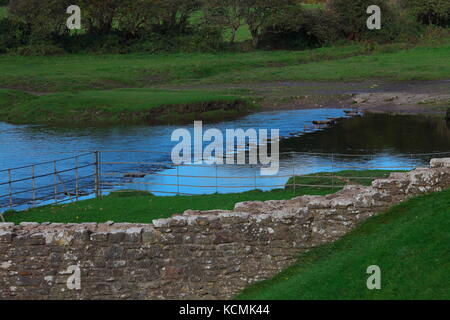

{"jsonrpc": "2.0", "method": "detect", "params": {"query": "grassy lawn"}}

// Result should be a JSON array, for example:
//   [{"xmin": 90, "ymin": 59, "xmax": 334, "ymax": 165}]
[
  {"xmin": 236, "ymin": 188, "xmax": 450, "ymax": 300},
  {"xmin": 208, "ymin": 44, "xmax": 450, "ymax": 83},
  {"xmin": 1, "ymin": 41, "xmax": 449, "ymax": 92},
  {"xmin": 3, "ymin": 170, "xmax": 395, "ymax": 224},
  {"xmin": 0, "ymin": 88, "xmax": 253, "ymax": 125}
]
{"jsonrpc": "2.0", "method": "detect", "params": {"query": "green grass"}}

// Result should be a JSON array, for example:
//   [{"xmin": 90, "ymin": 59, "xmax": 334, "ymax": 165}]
[
  {"xmin": 208, "ymin": 44, "xmax": 450, "ymax": 83},
  {"xmin": 286, "ymin": 170, "xmax": 400, "ymax": 189},
  {"xmin": 2, "ymin": 190, "xmax": 307, "ymax": 224},
  {"xmin": 302, "ymin": 3, "xmax": 325, "ymax": 10},
  {"xmin": 223, "ymin": 25, "xmax": 252, "ymax": 43},
  {"xmin": 236, "ymin": 188, "xmax": 450, "ymax": 300},
  {"xmin": 0, "ymin": 88, "xmax": 253, "ymax": 125},
  {"xmin": 0, "ymin": 7, "xmax": 6, "ymax": 20},
  {"xmin": 1, "ymin": 41, "xmax": 449, "ymax": 92},
  {"xmin": 3, "ymin": 170, "xmax": 394, "ymax": 224}
]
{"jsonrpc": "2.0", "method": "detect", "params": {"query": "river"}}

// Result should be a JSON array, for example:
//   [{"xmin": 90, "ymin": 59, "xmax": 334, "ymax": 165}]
[{"xmin": 1, "ymin": 108, "xmax": 450, "ymax": 212}]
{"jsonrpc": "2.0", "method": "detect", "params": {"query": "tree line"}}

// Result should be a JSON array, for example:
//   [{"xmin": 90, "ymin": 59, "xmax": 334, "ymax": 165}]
[{"xmin": 0, "ymin": 0, "xmax": 449, "ymax": 54}]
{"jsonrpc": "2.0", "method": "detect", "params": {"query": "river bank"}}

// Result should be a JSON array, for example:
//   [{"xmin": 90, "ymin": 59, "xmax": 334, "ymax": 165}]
[
  {"xmin": 1, "ymin": 80, "xmax": 448, "ymax": 127},
  {"xmin": 0, "ymin": 88, "xmax": 256, "ymax": 126},
  {"xmin": 169, "ymin": 79, "xmax": 450, "ymax": 117}
]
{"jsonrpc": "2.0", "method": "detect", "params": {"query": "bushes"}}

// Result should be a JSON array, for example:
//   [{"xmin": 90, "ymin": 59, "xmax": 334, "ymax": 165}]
[
  {"xmin": 0, "ymin": 18, "xmax": 29, "ymax": 53},
  {"xmin": 259, "ymin": 0, "xmax": 421, "ymax": 49},
  {"xmin": 259, "ymin": 7, "xmax": 343, "ymax": 49},
  {"xmin": 13, "ymin": 43, "xmax": 65, "ymax": 55},
  {"xmin": 400, "ymin": 0, "xmax": 450, "ymax": 27},
  {"xmin": 328, "ymin": 0, "xmax": 400, "ymax": 42},
  {"xmin": 8, "ymin": 0, "xmax": 71, "ymax": 39}
]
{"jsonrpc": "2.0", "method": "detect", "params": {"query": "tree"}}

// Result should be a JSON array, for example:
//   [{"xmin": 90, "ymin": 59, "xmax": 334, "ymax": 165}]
[
  {"xmin": 205, "ymin": 0, "xmax": 295, "ymax": 48},
  {"xmin": 203, "ymin": 0, "xmax": 246, "ymax": 44},
  {"xmin": 327, "ymin": 0, "xmax": 394, "ymax": 41},
  {"xmin": 116, "ymin": 0, "xmax": 164, "ymax": 37},
  {"xmin": 79, "ymin": 0, "xmax": 122, "ymax": 35},
  {"xmin": 156, "ymin": 0, "xmax": 201, "ymax": 34},
  {"xmin": 8, "ymin": 0, "xmax": 71, "ymax": 39},
  {"xmin": 241, "ymin": 0, "xmax": 289, "ymax": 48}
]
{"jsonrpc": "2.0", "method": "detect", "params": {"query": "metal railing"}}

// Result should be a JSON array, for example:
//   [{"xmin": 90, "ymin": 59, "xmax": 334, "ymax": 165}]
[
  {"xmin": 1, "ymin": 150, "xmax": 449, "ymax": 221},
  {"xmin": 0, "ymin": 152, "xmax": 98, "ymax": 220}
]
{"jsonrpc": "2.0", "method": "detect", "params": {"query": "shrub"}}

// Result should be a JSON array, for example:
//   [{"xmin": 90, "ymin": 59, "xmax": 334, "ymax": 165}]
[
  {"xmin": 327, "ymin": 0, "xmax": 419, "ymax": 43},
  {"xmin": 400, "ymin": 0, "xmax": 450, "ymax": 27},
  {"xmin": 13, "ymin": 43, "xmax": 65, "ymax": 55},
  {"xmin": 8, "ymin": 0, "xmax": 71, "ymax": 39},
  {"xmin": 259, "ymin": 7, "xmax": 343, "ymax": 49},
  {"xmin": 116, "ymin": 0, "xmax": 162, "ymax": 38},
  {"xmin": 0, "ymin": 18, "xmax": 28, "ymax": 53},
  {"xmin": 54, "ymin": 33, "xmax": 128, "ymax": 54}
]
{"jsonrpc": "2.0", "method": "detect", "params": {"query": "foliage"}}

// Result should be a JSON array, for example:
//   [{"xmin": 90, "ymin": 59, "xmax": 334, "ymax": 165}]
[
  {"xmin": 2, "ymin": 0, "xmax": 447, "ymax": 54},
  {"xmin": 203, "ymin": 0, "xmax": 246, "ymax": 44},
  {"xmin": 259, "ymin": 6, "xmax": 343, "ymax": 49},
  {"xmin": 400, "ymin": 0, "xmax": 450, "ymax": 27},
  {"xmin": 8, "ymin": 0, "xmax": 71, "ymax": 39},
  {"xmin": 326, "ymin": 0, "xmax": 420, "ymax": 43},
  {"xmin": 0, "ymin": 18, "xmax": 25, "ymax": 52},
  {"xmin": 12, "ymin": 43, "xmax": 65, "ymax": 55}
]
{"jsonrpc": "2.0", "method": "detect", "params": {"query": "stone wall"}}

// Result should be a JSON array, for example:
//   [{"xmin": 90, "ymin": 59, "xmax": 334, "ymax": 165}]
[{"xmin": 1, "ymin": 158, "xmax": 450, "ymax": 300}]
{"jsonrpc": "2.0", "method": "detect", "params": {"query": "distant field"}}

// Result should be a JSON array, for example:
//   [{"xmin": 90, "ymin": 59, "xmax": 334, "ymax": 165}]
[{"xmin": 1, "ymin": 41, "xmax": 449, "ymax": 92}]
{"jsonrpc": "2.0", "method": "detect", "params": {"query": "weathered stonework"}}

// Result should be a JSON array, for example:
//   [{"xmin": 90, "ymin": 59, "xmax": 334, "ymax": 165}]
[{"xmin": 1, "ymin": 158, "xmax": 450, "ymax": 300}]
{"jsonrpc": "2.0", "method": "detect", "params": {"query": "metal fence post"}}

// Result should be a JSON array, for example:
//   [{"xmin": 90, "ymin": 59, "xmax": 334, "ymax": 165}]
[
  {"xmin": 331, "ymin": 153, "xmax": 335, "ymax": 192},
  {"xmin": 8, "ymin": 169, "xmax": 12, "ymax": 209},
  {"xmin": 177, "ymin": 165, "xmax": 180, "ymax": 196},
  {"xmin": 95, "ymin": 151, "xmax": 101, "ymax": 198},
  {"xmin": 215, "ymin": 164, "xmax": 218, "ymax": 194},
  {"xmin": 293, "ymin": 164, "xmax": 296, "ymax": 195},
  {"xmin": 75, "ymin": 156, "xmax": 79, "ymax": 201},
  {"xmin": 32, "ymin": 165, "xmax": 36, "ymax": 207},
  {"xmin": 53, "ymin": 161, "xmax": 57, "ymax": 204}
]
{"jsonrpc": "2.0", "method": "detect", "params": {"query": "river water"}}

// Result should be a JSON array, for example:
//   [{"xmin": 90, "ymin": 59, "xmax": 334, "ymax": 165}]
[{"xmin": 1, "ymin": 108, "xmax": 450, "ymax": 211}]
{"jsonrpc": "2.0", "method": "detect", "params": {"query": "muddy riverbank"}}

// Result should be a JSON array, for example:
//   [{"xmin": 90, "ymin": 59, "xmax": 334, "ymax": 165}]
[{"xmin": 170, "ymin": 80, "xmax": 450, "ymax": 116}]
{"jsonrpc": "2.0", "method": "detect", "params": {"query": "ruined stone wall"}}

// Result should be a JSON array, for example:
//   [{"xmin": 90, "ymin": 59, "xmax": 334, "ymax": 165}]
[{"xmin": 1, "ymin": 158, "xmax": 450, "ymax": 300}]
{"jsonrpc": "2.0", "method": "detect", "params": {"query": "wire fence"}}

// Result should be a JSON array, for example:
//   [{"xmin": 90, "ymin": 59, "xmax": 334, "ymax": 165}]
[
  {"xmin": 0, "ymin": 152, "xmax": 98, "ymax": 220},
  {"xmin": 1, "ymin": 150, "xmax": 450, "ymax": 221}
]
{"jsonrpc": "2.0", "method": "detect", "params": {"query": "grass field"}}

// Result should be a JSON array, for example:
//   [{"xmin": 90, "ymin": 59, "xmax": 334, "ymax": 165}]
[
  {"xmin": 1, "ymin": 41, "xmax": 449, "ymax": 92},
  {"xmin": 2, "ymin": 170, "xmax": 394, "ymax": 224},
  {"xmin": 0, "ymin": 88, "xmax": 253, "ymax": 125},
  {"xmin": 236, "ymin": 188, "xmax": 450, "ymax": 300}
]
